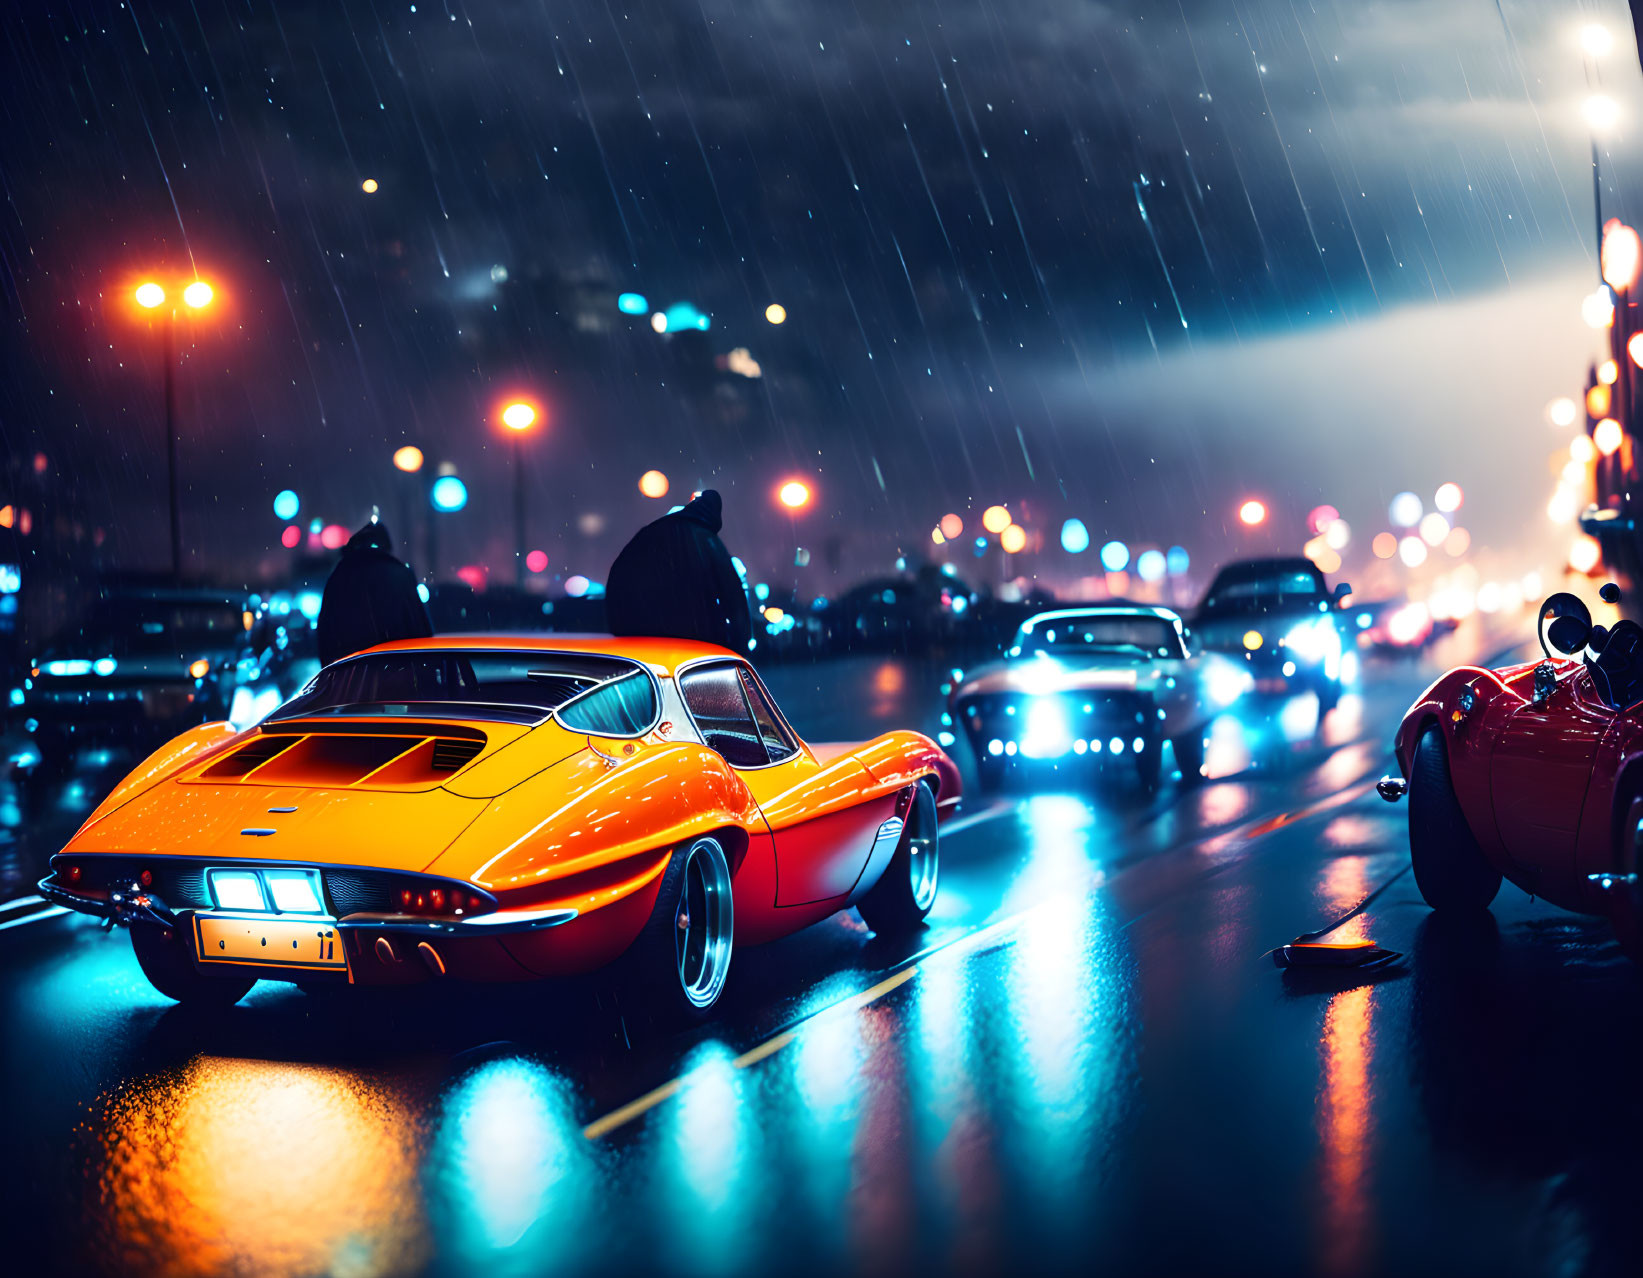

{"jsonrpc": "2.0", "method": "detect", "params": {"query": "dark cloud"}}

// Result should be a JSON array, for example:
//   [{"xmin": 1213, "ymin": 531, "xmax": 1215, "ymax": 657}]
[{"xmin": 0, "ymin": 0, "xmax": 1632, "ymax": 586}]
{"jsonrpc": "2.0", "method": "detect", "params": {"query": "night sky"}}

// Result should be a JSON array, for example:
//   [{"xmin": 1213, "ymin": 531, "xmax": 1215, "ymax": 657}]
[{"xmin": 0, "ymin": 0, "xmax": 1637, "ymax": 594}]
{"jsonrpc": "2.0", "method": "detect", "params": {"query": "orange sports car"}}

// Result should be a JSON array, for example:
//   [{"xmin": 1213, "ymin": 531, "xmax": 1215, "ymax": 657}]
[{"xmin": 38, "ymin": 636, "xmax": 960, "ymax": 1019}]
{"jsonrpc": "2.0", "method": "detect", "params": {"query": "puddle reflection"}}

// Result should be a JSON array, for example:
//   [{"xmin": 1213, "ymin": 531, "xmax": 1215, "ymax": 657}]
[{"xmin": 92, "ymin": 1057, "xmax": 427, "ymax": 1278}]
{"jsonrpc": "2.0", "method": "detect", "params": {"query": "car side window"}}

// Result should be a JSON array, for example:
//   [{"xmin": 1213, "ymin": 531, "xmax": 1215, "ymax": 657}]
[
  {"xmin": 738, "ymin": 667, "xmax": 797, "ymax": 761},
  {"xmin": 679, "ymin": 664, "xmax": 768, "ymax": 767}
]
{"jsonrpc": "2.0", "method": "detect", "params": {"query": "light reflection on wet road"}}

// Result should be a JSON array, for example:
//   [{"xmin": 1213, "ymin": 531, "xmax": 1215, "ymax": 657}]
[{"xmin": 4, "ymin": 643, "xmax": 1643, "ymax": 1276}]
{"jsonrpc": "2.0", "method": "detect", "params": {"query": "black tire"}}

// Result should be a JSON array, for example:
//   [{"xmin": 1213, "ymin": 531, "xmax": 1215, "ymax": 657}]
[
  {"xmin": 974, "ymin": 750, "xmax": 1006, "ymax": 794},
  {"xmin": 130, "ymin": 923, "xmax": 256, "ymax": 1006},
  {"xmin": 1133, "ymin": 735, "xmax": 1162, "ymax": 795},
  {"xmin": 617, "ymin": 835, "xmax": 734, "ymax": 1026},
  {"xmin": 1172, "ymin": 729, "xmax": 1207, "ymax": 785},
  {"xmin": 857, "ymin": 782, "xmax": 940, "ymax": 934},
  {"xmin": 1409, "ymin": 727, "xmax": 1500, "ymax": 912}
]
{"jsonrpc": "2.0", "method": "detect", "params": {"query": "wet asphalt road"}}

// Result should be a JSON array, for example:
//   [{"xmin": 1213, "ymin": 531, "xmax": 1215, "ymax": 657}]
[{"xmin": 4, "ymin": 639, "xmax": 1643, "ymax": 1278}]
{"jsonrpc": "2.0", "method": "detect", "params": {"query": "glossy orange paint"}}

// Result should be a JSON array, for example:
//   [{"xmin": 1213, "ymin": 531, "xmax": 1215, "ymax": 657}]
[{"xmin": 48, "ymin": 633, "xmax": 963, "ymax": 987}]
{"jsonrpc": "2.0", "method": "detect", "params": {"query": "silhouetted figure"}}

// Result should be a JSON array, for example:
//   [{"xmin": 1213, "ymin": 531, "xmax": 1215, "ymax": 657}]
[
  {"xmin": 316, "ymin": 522, "xmax": 433, "ymax": 667},
  {"xmin": 605, "ymin": 489, "xmax": 752, "ymax": 651}
]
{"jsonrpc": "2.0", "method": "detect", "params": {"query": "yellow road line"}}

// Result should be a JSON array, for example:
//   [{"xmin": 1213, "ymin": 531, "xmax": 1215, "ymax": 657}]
[
  {"xmin": 583, "ymin": 965, "xmax": 918, "ymax": 1140},
  {"xmin": 583, "ymin": 772, "xmax": 1383, "ymax": 1142}
]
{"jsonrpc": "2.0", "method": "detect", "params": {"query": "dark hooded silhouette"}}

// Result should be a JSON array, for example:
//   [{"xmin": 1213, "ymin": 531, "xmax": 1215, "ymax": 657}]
[
  {"xmin": 316, "ymin": 522, "xmax": 433, "ymax": 667},
  {"xmin": 604, "ymin": 490, "xmax": 753, "ymax": 652}
]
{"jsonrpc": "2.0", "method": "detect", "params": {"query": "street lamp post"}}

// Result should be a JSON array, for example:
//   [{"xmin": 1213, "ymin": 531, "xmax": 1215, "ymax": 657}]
[
  {"xmin": 500, "ymin": 400, "xmax": 539, "ymax": 588},
  {"xmin": 135, "ymin": 277, "xmax": 214, "ymax": 581}
]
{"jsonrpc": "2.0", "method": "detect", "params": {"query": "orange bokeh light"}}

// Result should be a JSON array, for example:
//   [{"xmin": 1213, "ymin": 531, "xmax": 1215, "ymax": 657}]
[
  {"xmin": 638, "ymin": 469, "xmax": 669, "ymax": 498},
  {"xmin": 500, "ymin": 401, "xmax": 538, "ymax": 432}
]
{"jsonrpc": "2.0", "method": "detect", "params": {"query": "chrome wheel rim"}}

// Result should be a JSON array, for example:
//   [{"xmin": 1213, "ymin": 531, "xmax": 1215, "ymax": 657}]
[
  {"xmin": 906, "ymin": 786, "xmax": 939, "ymax": 912},
  {"xmin": 674, "ymin": 837, "xmax": 734, "ymax": 1008}
]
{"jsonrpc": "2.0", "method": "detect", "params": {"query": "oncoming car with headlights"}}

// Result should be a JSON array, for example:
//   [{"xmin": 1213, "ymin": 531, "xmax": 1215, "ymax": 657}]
[
  {"xmin": 948, "ymin": 606, "xmax": 1251, "ymax": 793},
  {"xmin": 37, "ymin": 635, "xmax": 960, "ymax": 1022},
  {"xmin": 1191, "ymin": 558, "xmax": 1354, "ymax": 713}
]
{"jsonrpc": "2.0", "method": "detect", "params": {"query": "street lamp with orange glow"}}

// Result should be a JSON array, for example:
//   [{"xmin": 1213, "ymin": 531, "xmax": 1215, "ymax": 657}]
[
  {"xmin": 498, "ymin": 399, "xmax": 542, "ymax": 586},
  {"xmin": 133, "ymin": 276, "xmax": 216, "ymax": 580}
]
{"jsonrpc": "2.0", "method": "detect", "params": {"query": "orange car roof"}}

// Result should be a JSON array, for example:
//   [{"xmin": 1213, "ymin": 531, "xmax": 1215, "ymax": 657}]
[{"xmin": 356, "ymin": 632, "xmax": 744, "ymax": 676}]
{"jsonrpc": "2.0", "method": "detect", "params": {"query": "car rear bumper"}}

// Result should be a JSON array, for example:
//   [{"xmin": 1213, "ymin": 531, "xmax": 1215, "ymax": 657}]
[{"xmin": 39, "ymin": 872, "xmax": 654, "ymax": 986}]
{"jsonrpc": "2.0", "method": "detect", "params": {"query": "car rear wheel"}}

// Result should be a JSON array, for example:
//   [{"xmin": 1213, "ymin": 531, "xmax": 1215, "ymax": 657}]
[
  {"xmin": 130, "ymin": 923, "xmax": 256, "ymax": 1007},
  {"xmin": 618, "ymin": 835, "xmax": 734, "ymax": 1025},
  {"xmin": 1172, "ymin": 730, "xmax": 1207, "ymax": 785},
  {"xmin": 1134, "ymin": 734, "xmax": 1162, "ymax": 795},
  {"xmin": 857, "ymin": 781, "xmax": 940, "ymax": 934},
  {"xmin": 1409, "ymin": 726, "xmax": 1500, "ymax": 912}
]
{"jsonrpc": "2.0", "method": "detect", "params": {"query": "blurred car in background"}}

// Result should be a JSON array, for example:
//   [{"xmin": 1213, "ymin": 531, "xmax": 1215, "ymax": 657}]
[
  {"xmin": 947, "ymin": 605, "xmax": 1252, "ymax": 793},
  {"xmin": 1352, "ymin": 597, "xmax": 1436, "ymax": 654},
  {"xmin": 22, "ymin": 585, "xmax": 315, "ymax": 770},
  {"xmin": 1191, "ymin": 558, "xmax": 1353, "ymax": 713}
]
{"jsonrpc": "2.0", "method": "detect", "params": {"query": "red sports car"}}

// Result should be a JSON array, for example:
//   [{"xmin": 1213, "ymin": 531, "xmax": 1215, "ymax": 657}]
[{"xmin": 1382, "ymin": 585, "xmax": 1643, "ymax": 953}]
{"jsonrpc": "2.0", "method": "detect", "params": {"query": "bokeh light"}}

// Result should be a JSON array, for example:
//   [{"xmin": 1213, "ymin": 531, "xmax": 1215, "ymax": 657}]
[
  {"xmin": 1602, "ymin": 222, "xmax": 1641, "ymax": 291},
  {"xmin": 638, "ymin": 469, "xmax": 669, "ymax": 498},
  {"xmin": 1583, "ymin": 284, "xmax": 1615, "ymax": 329},
  {"xmin": 501, "ymin": 401, "xmax": 537, "ymax": 432},
  {"xmin": 1388, "ymin": 492, "xmax": 1422, "ymax": 527},
  {"xmin": 1595, "ymin": 417, "xmax": 1624, "ymax": 456},
  {"xmin": 392, "ymin": 446, "xmax": 424, "ymax": 473},
  {"xmin": 431, "ymin": 475, "xmax": 469, "ymax": 512},
  {"xmin": 981, "ymin": 505, "xmax": 1012, "ymax": 534}
]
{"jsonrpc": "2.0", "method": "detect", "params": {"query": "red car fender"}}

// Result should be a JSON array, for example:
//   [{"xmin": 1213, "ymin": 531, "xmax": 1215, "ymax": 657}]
[
  {"xmin": 849, "ymin": 729, "xmax": 963, "ymax": 816},
  {"xmin": 1394, "ymin": 663, "xmax": 1538, "ymax": 863}
]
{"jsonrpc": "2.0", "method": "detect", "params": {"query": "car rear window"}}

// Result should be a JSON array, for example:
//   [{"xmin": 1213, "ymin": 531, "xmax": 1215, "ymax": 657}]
[{"xmin": 271, "ymin": 651, "xmax": 650, "ymax": 726}]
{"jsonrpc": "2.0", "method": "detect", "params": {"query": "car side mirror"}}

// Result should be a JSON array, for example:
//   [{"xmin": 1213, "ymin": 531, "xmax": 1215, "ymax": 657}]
[{"xmin": 1538, "ymin": 592, "xmax": 1593, "ymax": 658}]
